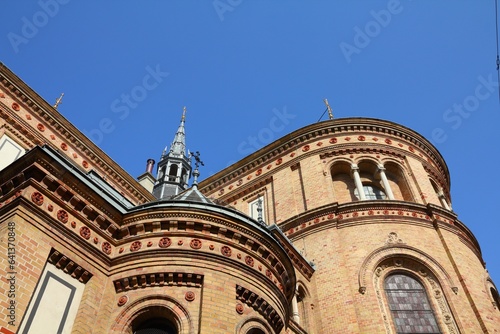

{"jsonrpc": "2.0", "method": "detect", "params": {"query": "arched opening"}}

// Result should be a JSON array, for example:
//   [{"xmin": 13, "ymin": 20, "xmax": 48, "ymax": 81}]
[
  {"xmin": 168, "ymin": 164, "xmax": 178, "ymax": 181},
  {"xmin": 491, "ymin": 287, "xmax": 500, "ymax": 310},
  {"xmin": 133, "ymin": 317, "xmax": 177, "ymax": 334},
  {"xmin": 296, "ymin": 284, "xmax": 310, "ymax": 330},
  {"xmin": 384, "ymin": 273, "xmax": 441, "ymax": 333},
  {"xmin": 385, "ymin": 162, "xmax": 413, "ymax": 201},
  {"xmin": 331, "ymin": 161, "xmax": 356, "ymax": 202}
]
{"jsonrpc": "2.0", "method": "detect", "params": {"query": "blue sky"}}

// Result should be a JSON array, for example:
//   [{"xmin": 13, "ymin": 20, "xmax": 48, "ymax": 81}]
[{"xmin": 2, "ymin": 1, "xmax": 499, "ymax": 286}]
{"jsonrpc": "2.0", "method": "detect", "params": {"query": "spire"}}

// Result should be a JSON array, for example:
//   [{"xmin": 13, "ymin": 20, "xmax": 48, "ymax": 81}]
[
  {"xmin": 152, "ymin": 107, "xmax": 193, "ymax": 200},
  {"xmin": 169, "ymin": 106, "xmax": 187, "ymax": 158}
]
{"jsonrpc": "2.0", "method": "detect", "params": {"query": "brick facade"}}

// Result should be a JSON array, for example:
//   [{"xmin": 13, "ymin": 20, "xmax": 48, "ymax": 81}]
[{"xmin": 1, "ymin": 63, "xmax": 499, "ymax": 333}]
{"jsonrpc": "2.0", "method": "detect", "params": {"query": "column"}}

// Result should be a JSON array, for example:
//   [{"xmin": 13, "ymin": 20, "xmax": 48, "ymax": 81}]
[
  {"xmin": 437, "ymin": 189, "xmax": 451, "ymax": 211},
  {"xmin": 292, "ymin": 290, "xmax": 300, "ymax": 324},
  {"xmin": 377, "ymin": 165, "xmax": 395, "ymax": 200},
  {"xmin": 351, "ymin": 164, "xmax": 366, "ymax": 200}
]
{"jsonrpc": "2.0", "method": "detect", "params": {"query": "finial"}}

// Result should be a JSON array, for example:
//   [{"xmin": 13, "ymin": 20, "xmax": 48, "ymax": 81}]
[
  {"xmin": 257, "ymin": 197, "xmax": 265, "ymax": 225},
  {"xmin": 182, "ymin": 106, "xmax": 186, "ymax": 122},
  {"xmin": 323, "ymin": 98, "xmax": 334, "ymax": 120},
  {"xmin": 53, "ymin": 93, "xmax": 64, "ymax": 109},
  {"xmin": 189, "ymin": 151, "xmax": 204, "ymax": 186}
]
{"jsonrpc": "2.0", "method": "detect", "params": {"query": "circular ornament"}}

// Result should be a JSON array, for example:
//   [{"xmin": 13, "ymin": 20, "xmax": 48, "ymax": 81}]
[
  {"xmin": 221, "ymin": 246, "xmax": 232, "ymax": 257},
  {"xmin": 80, "ymin": 226, "xmax": 91, "ymax": 240},
  {"xmin": 185, "ymin": 291, "xmax": 195, "ymax": 302},
  {"xmin": 130, "ymin": 241, "xmax": 142, "ymax": 251},
  {"xmin": 117, "ymin": 295, "xmax": 128, "ymax": 307},
  {"xmin": 190, "ymin": 239, "xmax": 202, "ymax": 249},
  {"xmin": 159, "ymin": 237, "xmax": 172, "ymax": 248},
  {"xmin": 57, "ymin": 210, "xmax": 68, "ymax": 223},
  {"xmin": 31, "ymin": 192, "xmax": 44, "ymax": 206},
  {"xmin": 102, "ymin": 242, "xmax": 112, "ymax": 255}
]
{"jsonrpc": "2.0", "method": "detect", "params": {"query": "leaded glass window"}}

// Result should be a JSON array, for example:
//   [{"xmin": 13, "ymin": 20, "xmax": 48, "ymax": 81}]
[
  {"xmin": 384, "ymin": 274, "xmax": 441, "ymax": 334},
  {"xmin": 354, "ymin": 185, "xmax": 387, "ymax": 200}
]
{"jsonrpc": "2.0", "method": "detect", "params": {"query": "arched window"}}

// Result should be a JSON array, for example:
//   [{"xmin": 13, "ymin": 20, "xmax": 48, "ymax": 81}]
[
  {"xmin": 133, "ymin": 317, "xmax": 177, "ymax": 334},
  {"xmin": 355, "ymin": 184, "xmax": 387, "ymax": 200},
  {"xmin": 384, "ymin": 274, "xmax": 441, "ymax": 333},
  {"xmin": 168, "ymin": 164, "xmax": 178, "ymax": 181},
  {"xmin": 491, "ymin": 287, "xmax": 500, "ymax": 310}
]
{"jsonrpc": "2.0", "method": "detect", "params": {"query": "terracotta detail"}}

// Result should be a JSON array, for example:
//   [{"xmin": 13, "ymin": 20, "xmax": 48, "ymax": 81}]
[
  {"xmin": 245, "ymin": 256, "xmax": 254, "ymax": 267},
  {"xmin": 276, "ymin": 158, "xmax": 283, "ymax": 165},
  {"xmin": 255, "ymin": 168, "xmax": 262, "ymax": 176},
  {"xmin": 102, "ymin": 242, "xmax": 112, "ymax": 255},
  {"xmin": 265, "ymin": 269, "xmax": 272, "ymax": 278},
  {"xmin": 119, "ymin": 247, "xmax": 124, "ymax": 253},
  {"xmin": 130, "ymin": 241, "xmax": 142, "ymax": 252},
  {"xmin": 147, "ymin": 241, "xmax": 153, "ymax": 247},
  {"xmin": 237, "ymin": 253, "xmax": 242, "ymax": 259},
  {"xmin": 385, "ymin": 138, "xmax": 392, "ymax": 144},
  {"xmin": 236, "ymin": 303, "xmax": 244, "ymax": 314},
  {"xmin": 190, "ymin": 239, "xmax": 202, "ymax": 249},
  {"xmin": 185, "ymin": 291, "xmax": 195, "ymax": 302},
  {"xmin": 316, "ymin": 142, "xmax": 323, "ymax": 146},
  {"xmin": 80, "ymin": 226, "xmax": 91, "ymax": 240},
  {"xmin": 31, "ymin": 192, "xmax": 44, "ymax": 206},
  {"xmin": 47, "ymin": 204, "xmax": 53, "ymax": 212},
  {"xmin": 93, "ymin": 237, "xmax": 99, "ymax": 244},
  {"xmin": 178, "ymin": 240, "xmax": 184, "ymax": 246},
  {"xmin": 71, "ymin": 221, "xmax": 76, "ymax": 228},
  {"xmin": 11, "ymin": 103, "xmax": 20, "ymax": 111},
  {"xmin": 218, "ymin": 189, "xmax": 224, "ymax": 195},
  {"xmin": 209, "ymin": 244, "xmax": 215, "ymax": 250},
  {"xmin": 159, "ymin": 237, "xmax": 172, "ymax": 248},
  {"xmin": 358, "ymin": 135, "xmax": 366, "ymax": 141},
  {"xmin": 117, "ymin": 295, "xmax": 128, "ymax": 307},
  {"xmin": 302, "ymin": 145, "xmax": 310, "ymax": 152},
  {"xmin": 72, "ymin": 153, "xmax": 78, "ymax": 158},
  {"xmin": 37, "ymin": 123, "xmax": 45, "ymax": 131},
  {"xmin": 0, "ymin": 92, "xmax": 4, "ymax": 98},
  {"xmin": 329, "ymin": 137, "xmax": 337, "ymax": 144},
  {"xmin": 345, "ymin": 137, "xmax": 351, "ymax": 141},
  {"xmin": 82, "ymin": 160, "xmax": 89, "ymax": 168},
  {"xmin": 221, "ymin": 246, "xmax": 232, "ymax": 257},
  {"xmin": 290, "ymin": 152, "xmax": 295, "ymax": 157},
  {"xmin": 50, "ymin": 134, "xmax": 56, "ymax": 140},
  {"xmin": 60, "ymin": 143, "xmax": 68, "ymax": 151},
  {"xmin": 57, "ymin": 210, "xmax": 68, "ymax": 223}
]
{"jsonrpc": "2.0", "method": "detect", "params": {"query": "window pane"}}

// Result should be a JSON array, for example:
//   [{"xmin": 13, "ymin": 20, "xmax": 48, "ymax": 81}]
[{"xmin": 385, "ymin": 274, "xmax": 441, "ymax": 334}]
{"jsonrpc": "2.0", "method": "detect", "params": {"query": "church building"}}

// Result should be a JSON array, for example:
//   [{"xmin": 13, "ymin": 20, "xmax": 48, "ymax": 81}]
[{"xmin": 0, "ymin": 63, "xmax": 499, "ymax": 333}]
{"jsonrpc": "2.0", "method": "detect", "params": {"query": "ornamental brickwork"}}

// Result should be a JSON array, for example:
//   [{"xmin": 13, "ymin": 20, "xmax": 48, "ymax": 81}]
[{"xmin": 0, "ymin": 63, "xmax": 499, "ymax": 333}]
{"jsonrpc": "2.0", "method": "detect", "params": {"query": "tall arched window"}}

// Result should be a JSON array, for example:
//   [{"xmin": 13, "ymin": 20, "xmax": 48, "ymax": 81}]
[
  {"xmin": 133, "ymin": 317, "xmax": 177, "ymax": 334},
  {"xmin": 384, "ymin": 274, "xmax": 441, "ymax": 333}
]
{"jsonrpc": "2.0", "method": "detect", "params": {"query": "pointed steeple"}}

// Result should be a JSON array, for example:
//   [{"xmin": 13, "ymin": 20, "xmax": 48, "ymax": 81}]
[
  {"xmin": 152, "ymin": 107, "xmax": 192, "ymax": 200},
  {"xmin": 169, "ymin": 107, "xmax": 187, "ymax": 158}
]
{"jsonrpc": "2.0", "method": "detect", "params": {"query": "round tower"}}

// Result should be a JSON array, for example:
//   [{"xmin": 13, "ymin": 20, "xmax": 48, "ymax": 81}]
[{"xmin": 200, "ymin": 117, "xmax": 500, "ymax": 333}]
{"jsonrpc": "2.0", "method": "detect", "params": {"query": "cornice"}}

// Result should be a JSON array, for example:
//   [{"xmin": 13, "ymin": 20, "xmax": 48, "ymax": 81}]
[
  {"xmin": 278, "ymin": 200, "xmax": 482, "ymax": 263},
  {"xmin": 199, "ymin": 118, "xmax": 450, "ymax": 196},
  {"xmin": 0, "ymin": 63, "xmax": 155, "ymax": 204}
]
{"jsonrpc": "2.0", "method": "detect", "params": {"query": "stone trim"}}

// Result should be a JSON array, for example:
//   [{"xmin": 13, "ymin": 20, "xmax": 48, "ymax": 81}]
[
  {"xmin": 236, "ymin": 285, "xmax": 284, "ymax": 333},
  {"xmin": 114, "ymin": 272, "xmax": 203, "ymax": 292},
  {"xmin": 47, "ymin": 248, "xmax": 93, "ymax": 284}
]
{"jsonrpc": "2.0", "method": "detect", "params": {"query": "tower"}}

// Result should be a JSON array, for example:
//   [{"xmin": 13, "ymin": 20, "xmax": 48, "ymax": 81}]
[{"xmin": 152, "ymin": 107, "xmax": 192, "ymax": 199}]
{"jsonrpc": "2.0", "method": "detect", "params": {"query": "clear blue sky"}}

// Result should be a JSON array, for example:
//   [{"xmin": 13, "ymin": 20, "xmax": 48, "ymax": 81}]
[{"xmin": 2, "ymin": 1, "xmax": 499, "ymax": 286}]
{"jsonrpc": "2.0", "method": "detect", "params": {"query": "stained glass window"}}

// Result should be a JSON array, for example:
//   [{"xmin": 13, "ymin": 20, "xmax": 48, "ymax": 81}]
[{"xmin": 384, "ymin": 274, "xmax": 441, "ymax": 334}]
